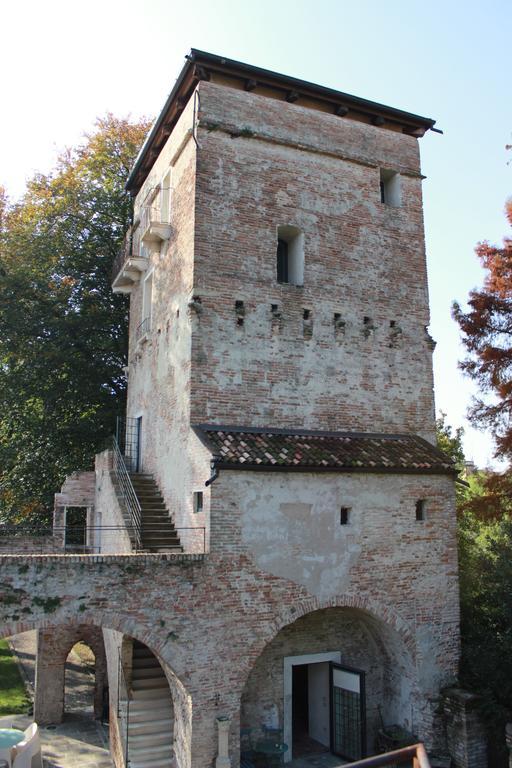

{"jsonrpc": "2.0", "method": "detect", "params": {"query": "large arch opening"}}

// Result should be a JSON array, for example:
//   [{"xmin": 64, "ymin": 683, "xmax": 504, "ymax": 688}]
[
  {"xmin": 240, "ymin": 606, "xmax": 416, "ymax": 764},
  {"xmin": 0, "ymin": 618, "xmax": 191, "ymax": 768}
]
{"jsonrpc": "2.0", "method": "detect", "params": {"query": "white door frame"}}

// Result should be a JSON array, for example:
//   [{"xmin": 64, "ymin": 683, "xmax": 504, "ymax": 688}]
[{"xmin": 283, "ymin": 651, "xmax": 341, "ymax": 762}]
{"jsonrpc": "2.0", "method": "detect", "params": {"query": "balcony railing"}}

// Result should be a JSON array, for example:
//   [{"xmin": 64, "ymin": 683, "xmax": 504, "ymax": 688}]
[
  {"xmin": 139, "ymin": 204, "xmax": 171, "ymax": 244},
  {"xmin": 0, "ymin": 525, "xmax": 206, "ymax": 555},
  {"xmin": 136, "ymin": 316, "xmax": 151, "ymax": 341},
  {"xmin": 347, "ymin": 743, "xmax": 431, "ymax": 768},
  {"xmin": 111, "ymin": 224, "xmax": 147, "ymax": 294}
]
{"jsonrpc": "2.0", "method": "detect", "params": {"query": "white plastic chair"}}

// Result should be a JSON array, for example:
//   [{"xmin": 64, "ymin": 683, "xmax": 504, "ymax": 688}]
[{"xmin": 11, "ymin": 723, "xmax": 42, "ymax": 768}]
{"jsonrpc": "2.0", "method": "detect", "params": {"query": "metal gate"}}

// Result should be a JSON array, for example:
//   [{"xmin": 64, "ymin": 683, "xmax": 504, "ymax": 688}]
[{"xmin": 330, "ymin": 662, "xmax": 366, "ymax": 760}]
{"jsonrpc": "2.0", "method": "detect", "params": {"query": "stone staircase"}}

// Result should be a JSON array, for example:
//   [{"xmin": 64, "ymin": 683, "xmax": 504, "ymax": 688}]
[
  {"xmin": 127, "ymin": 641, "xmax": 174, "ymax": 768},
  {"xmin": 129, "ymin": 474, "xmax": 182, "ymax": 553}
]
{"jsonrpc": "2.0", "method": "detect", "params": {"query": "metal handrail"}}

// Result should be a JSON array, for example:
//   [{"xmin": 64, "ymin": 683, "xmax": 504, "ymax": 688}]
[
  {"xmin": 112, "ymin": 436, "xmax": 142, "ymax": 549},
  {"xmin": 347, "ymin": 743, "xmax": 431, "ymax": 768},
  {"xmin": 0, "ymin": 525, "xmax": 207, "ymax": 554},
  {"xmin": 117, "ymin": 650, "xmax": 130, "ymax": 767},
  {"xmin": 136, "ymin": 316, "xmax": 151, "ymax": 340}
]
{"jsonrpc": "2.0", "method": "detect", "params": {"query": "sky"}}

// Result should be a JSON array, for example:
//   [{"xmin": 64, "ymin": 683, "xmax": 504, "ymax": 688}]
[{"xmin": 1, "ymin": 0, "xmax": 511, "ymax": 468}]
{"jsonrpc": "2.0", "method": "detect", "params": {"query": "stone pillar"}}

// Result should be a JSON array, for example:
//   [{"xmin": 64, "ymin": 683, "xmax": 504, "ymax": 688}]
[
  {"xmin": 34, "ymin": 630, "xmax": 66, "ymax": 724},
  {"xmin": 505, "ymin": 724, "xmax": 512, "ymax": 768},
  {"xmin": 443, "ymin": 688, "xmax": 487, "ymax": 768},
  {"xmin": 216, "ymin": 716, "xmax": 231, "ymax": 768}
]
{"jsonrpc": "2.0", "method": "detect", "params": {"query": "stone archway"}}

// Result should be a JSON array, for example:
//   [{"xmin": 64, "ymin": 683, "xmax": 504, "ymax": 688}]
[
  {"xmin": 0, "ymin": 615, "xmax": 192, "ymax": 768},
  {"xmin": 240, "ymin": 602, "xmax": 417, "ymax": 762},
  {"xmin": 34, "ymin": 624, "xmax": 107, "ymax": 724}
]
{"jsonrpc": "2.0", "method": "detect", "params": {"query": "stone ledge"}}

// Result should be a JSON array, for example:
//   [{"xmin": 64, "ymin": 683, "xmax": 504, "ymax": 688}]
[{"xmin": 0, "ymin": 553, "xmax": 206, "ymax": 564}]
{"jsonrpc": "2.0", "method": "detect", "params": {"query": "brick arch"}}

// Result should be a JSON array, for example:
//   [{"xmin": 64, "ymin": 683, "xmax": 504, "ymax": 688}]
[
  {"xmin": 0, "ymin": 610, "xmax": 188, "ymax": 682},
  {"xmin": 239, "ymin": 591, "xmax": 417, "ymax": 692}
]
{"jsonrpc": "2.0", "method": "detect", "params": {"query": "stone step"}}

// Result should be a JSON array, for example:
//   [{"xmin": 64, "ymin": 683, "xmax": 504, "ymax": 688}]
[
  {"xmin": 132, "ymin": 666, "xmax": 166, "ymax": 680},
  {"xmin": 128, "ymin": 706, "xmax": 172, "ymax": 734},
  {"xmin": 129, "ymin": 697, "xmax": 172, "ymax": 715},
  {"xmin": 130, "ymin": 740, "xmax": 173, "ymax": 757},
  {"xmin": 131, "ymin": 656, "xmax": 162, "ymax": 669},
  {"xmin": 132, "ymin": 686, "xmax": 172, "ymax": 700},
  {"xmin": 132, "ymin": 677, "xmax": 169, "ymax": 690},
  {"xmin": 129, "ymin": 756, "xmax": 173, "ymax": 768},
  {"xmin": 128, "ymin": 730, "xmax": 172, "ymax": 748}
]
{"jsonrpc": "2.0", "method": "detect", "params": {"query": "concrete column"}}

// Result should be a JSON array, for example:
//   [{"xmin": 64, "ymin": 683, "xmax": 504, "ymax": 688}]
[{"xmin": 216, "ymin": 716, "xmax": 231, "ymax": 768}]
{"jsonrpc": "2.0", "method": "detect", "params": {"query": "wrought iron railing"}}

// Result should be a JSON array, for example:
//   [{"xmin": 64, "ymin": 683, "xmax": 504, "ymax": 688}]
[
  {"xmin": 112, "ymin": 226, "xmax": 133, "ymax": 282},
  {"xmin": 117, "ymin": 649, "xmax": 130, "ymax": 767},
  {"xmin": 111, "ymin": 224, "xmax": 143, "ymax": 283},
  {"xmin": 0, "ymin": 525, "xmax": 206, "ymax": 554},
  {"xmin": 112, "ymin": 437, "xmax": 143, "ymax": 549},
  {"xmin": 136, "ymin": 316, "xmax": 151, "ymax": 341},
  {"xmin": 140, "ymin": 203, "xmax": 161, "ymax": 235},
  {"xmin": 347, "ymin": 743, "xmax": 431, "ymax": 768}
]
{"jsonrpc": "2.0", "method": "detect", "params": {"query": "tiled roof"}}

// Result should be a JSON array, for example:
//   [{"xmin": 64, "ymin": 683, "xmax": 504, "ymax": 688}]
[{"xmin": 193, "ymin": 425, "xmax": 457, "ymax": 476}]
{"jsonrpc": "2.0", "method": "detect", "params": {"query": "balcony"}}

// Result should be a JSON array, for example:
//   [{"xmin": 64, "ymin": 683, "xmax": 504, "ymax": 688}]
[
  {"xmin": 111, "ymin": 225, "xmax": 149, "ymax": 294},
  {"xmin": 139, "ymin": 203, "xmax": 172, "ymax": 245}
]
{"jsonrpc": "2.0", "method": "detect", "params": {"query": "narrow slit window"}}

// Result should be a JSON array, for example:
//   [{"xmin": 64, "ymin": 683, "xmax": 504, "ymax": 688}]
[
  {"xmin": 415, "ymin": 499, "xmax": 426, "ymax": 521},
  {"xmin": 277, "ymin": 239, "xmax": 289, "ymax": 283},
  {"xmin": 340, "ymin": 507, "xmax": 351, "ymax": 525},
  {"xmin": 194, "ymin": 491, "xmax": 204, "ymax": 514}
]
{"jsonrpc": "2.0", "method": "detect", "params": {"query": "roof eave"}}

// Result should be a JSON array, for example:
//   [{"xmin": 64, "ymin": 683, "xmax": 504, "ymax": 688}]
[{"xmin": 126, "ymin": 49, "xmax": 438, "ymax": 197}]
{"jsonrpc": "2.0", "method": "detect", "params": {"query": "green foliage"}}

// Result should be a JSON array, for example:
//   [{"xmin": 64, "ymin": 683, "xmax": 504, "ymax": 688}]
[
  {"xmin": 0, "ymin": 639, "xmax": 31, "ymax": 714},
  {"xmin": 458, "ymin": 507, "xmax": 512, "ymax": 723},
  {"xmin": 0, "ymin": 114, "xmax": 151, "ymax": 523},
  {"xmin": 452, "ymin": 199, "xmax": 512, "ymax": 460},
  {"xmin": 435, "ymin": 412, "xmax": 468, "ymax": 505}
]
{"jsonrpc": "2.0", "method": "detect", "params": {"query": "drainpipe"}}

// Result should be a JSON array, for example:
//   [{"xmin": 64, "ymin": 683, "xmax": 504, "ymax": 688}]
[
  {"xmin": 215, "ymin": 716, "xmax": 231, "ymax": 768},
  {"xmin": 205, "ymin": 457, "xmax": 220, "ymax": 487}
]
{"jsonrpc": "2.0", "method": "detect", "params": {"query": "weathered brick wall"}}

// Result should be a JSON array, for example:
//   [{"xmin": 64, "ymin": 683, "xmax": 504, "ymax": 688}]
[
  {"xmin": 0, "ymin": 535, "xmax": 56, "ymax": 553},
  {"xmin": 54, "ymin": 471, "xmax": 95, "ymax": 508},
  {"xmin": 0, "ymin": 458, "xmax": 459, "ymax": 766},
  {"xmin": 126, "ymin": 97, "xmax": 212, "ymax": 543},
  {"xmin": 191, "ymin": 81, "xmax": 435, "ymax": 441},
  {"xmin": 34, "ymin": 624, "xmax": 107, "ymax": 724}
]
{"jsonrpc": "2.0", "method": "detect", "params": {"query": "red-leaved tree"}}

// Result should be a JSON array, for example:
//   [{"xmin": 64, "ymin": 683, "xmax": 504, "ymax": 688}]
[{"xmin": 453, "ymin": 199, "xmax": 512, "ymax": 459}]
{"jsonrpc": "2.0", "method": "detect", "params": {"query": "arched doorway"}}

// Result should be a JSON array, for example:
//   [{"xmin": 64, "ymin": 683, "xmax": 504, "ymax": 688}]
[
  {"xmin": 240, "ymin": 606, "xmax": 416, "ymax": 764},
  {"xmin": 64, "ymin": 641, "xmax": 96, "ymax": 718}
]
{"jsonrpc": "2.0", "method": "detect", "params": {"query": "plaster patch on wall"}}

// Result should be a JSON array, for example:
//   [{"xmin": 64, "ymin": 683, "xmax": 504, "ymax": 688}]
[{"xmin": 240, "ymin": 479, "xmax": 363, "ymax": 598}]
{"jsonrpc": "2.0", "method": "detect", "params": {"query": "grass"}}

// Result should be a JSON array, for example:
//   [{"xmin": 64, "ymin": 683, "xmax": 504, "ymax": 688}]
[{"xmin": 0, "ymin": 639, "xmax": 31, "ymax": 714}]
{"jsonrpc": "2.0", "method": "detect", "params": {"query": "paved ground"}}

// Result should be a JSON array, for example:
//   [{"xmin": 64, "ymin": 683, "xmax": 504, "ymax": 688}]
[{"xmin": 4, "ymin": 631, "xmax": 112, "ymax": 767}]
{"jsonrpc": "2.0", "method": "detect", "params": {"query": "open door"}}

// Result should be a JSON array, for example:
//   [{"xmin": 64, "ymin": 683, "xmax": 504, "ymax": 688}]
[{"xmin": 330, "ymin": 662, "xmax": 366, "ymax": 761}]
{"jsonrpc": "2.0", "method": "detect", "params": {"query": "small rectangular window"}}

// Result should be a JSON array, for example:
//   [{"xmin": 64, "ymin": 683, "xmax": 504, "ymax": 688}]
[
  {"xmin": 379, "ymin": 169, "xmax": 401, "ymax": 207},
  {"xmin": 276, "ymin": 226, "xmax": 304, "ymax": 285},
  {"xmin": 415, "ymin": 499, "xmax": 426, "ymax": 521},
  {"xmin": 193, "ymin": 491, "xmax": 203, "ymax": 514},
  {"xmin": 340, "ymin": 507, "xmax": 351, "ymax": 525}
]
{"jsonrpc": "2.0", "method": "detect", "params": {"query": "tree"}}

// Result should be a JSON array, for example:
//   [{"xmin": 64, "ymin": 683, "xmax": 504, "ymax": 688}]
[
  {"xmin": 453, "ymin": 199, "xmax": 512, "ymax": 459},
  {"xmin": 0, "ymin": 115, "xmax": 151, "ymax": 523}
]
